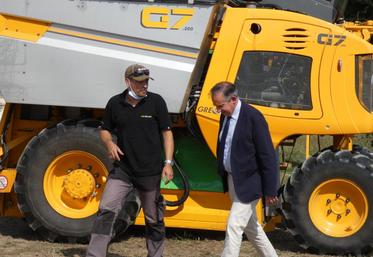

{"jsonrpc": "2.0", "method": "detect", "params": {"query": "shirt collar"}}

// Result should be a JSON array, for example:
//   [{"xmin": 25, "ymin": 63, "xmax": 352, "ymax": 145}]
[
  {"xmin": 120, "ymin": 89, "xmax": 148, "ymax": 106},
  {"xmin": 230, "ymin": 99, "xmax": 241, "ymax": 120}
]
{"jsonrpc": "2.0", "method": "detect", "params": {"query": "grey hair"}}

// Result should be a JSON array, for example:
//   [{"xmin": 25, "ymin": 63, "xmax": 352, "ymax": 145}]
[{"xmin": 210, "ymin": 81, "xmax": 238, "ymax": 101}]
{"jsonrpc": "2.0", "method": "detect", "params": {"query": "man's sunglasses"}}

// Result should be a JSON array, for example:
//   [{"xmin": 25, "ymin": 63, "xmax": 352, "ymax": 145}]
[{"xmin": 129, "ymin": 68, "xmax": 149, "ymax": 78}]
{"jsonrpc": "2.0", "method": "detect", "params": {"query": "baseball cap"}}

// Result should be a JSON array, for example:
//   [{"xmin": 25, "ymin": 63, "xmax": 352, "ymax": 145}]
[{"xmin": 125, "ymin": 64, "xmax": 153, "ymax": 81}]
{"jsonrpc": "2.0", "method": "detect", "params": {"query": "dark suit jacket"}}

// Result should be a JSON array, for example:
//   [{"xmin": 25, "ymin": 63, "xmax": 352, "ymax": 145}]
[{"xmin": 217, "ymin": 102, "xmax": 278, "ymax": 203}]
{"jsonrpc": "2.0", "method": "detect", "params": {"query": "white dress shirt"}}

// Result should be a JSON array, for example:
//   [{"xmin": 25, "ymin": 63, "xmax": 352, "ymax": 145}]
[{"xmin": 219, "ymin": 100, "xmax": 241, "ymax": 173}]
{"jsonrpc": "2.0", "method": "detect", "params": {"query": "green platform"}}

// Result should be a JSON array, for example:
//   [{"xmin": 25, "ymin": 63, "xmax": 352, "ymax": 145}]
[{"xmin": 161, "ymin": 128, "xmax": 224, "ymax": 192}]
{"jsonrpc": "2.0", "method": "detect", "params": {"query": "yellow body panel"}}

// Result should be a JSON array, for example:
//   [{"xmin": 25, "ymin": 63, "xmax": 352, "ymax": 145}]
[
  {"xmin": 137, "ymin": 190, "xmax": 231, "ymax": 231},
  {"xmin": 135, "ymin": 189, "xmax": 267, "ymax": 231},
  {"xmin": 0, "ymin": 14, "xmax": 49, "ymax": 42}
]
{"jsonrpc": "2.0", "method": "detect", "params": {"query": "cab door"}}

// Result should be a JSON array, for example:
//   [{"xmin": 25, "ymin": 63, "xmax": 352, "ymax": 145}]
[{"xmin": 228, "ymin": 15, "xmax": 332, "ymax": 120}]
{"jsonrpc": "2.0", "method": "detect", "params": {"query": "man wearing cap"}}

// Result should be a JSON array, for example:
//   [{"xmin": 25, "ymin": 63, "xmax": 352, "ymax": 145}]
[{"xmin": 86, "ymin": 64, "xmax": 174, "ymax": 257}]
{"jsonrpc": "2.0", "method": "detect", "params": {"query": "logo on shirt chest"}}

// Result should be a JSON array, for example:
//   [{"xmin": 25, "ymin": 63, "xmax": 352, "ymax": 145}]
[{"xmin": 140, "ymin": 115, "xmax": 153, "ymax": 119}]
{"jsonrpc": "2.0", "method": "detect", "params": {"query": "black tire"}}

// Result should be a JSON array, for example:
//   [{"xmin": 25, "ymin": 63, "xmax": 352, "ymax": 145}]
[
  {"xmin": 353, "ymin": 144, "xmax": 373, "ymax": 159},
  {"xmin": 282, "ymin": 149, "xmax": 373, "ymax": 255},
  {"xmin": 14, "ymin": 121, "xmax": 140, "ymax": 242}
]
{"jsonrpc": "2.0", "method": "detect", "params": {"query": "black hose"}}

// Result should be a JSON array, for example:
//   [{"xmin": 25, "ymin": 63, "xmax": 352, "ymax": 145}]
[{"xmin": 165, "ymin": 158, "xmax": 190, "ymax": 207}]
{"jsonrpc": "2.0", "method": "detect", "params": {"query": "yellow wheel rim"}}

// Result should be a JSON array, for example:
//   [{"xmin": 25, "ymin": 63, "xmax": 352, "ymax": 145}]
[
  {"xmin": 309, "ymin": 179, "xmax": 368, "ymax": 237},
  {"xmin": 44, "ymin": 151, "xmax": 108, "ymax": 219}
]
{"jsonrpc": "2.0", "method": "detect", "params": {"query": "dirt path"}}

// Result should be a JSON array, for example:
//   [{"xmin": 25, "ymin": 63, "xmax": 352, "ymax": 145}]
[{"xmin": 0, "ymin": 217, "xmax": 347, "ymax": 257}]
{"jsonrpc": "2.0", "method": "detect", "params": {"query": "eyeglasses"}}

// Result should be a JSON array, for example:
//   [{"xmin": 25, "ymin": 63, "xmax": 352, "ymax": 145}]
[{"xmin": 129, "ymin": 68, "xmax": 149, "ymax": 78}]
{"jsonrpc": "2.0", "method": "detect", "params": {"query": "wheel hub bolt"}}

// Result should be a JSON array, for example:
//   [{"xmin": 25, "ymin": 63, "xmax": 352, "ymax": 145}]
[
  {"xmin": 336, "ymin": 193, "xmax": 340, "ymax": 198},
  {"xmin": 96, "ymin": 184, "xmax": 101, "ymax": 188},
  {"xmin": 87, "ymin": 165, "xmax": 92, "ymax": 171},
  {"xmin": 345, "ymin": 198, "xmax": 350, "ymax": 204},
  {"xmin": 326, "ymin": 199, "xmax": 331, "ymax": 204},
  {"xmin": 337, "ymin": 214, "xmax": 341, "ymax": 220},
  {"xmin": 67, "ymin": 168, "xmax": 72, "ymax": 173},
  {"xmin": 346, "ymin": 209, "xmax": 350, "ymax": 215},
  {"xmin": 94, "ymin": 173, "xmax": 99, "ymax": 178},
  {"xmin": 327, "ymin": 209, "xmax": 332, "ymax": 215}
]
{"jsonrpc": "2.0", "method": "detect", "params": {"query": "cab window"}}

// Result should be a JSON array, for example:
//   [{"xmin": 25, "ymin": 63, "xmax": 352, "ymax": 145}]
[
  {"xmin": 235, "ymin": 51, "xmax": 312, "ymax": 110},
  {"xmin": 355, "ymin": 55, "xmax": 373, "ymax": 112}
]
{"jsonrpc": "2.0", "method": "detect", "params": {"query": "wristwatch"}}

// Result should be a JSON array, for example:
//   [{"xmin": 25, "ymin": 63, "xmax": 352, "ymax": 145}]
[{"xmin": 164, "ymin": 159, "xmax": 174, "ymax": 166}]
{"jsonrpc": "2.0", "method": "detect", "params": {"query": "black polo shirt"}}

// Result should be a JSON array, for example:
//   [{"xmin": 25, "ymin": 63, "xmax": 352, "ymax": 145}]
[{"xmin": 102, "ymin": 89, "xmax": 171, "ymax": 178}]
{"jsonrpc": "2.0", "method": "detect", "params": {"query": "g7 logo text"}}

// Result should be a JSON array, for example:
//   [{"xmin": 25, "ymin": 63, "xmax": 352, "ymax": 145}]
[
  {"xmin": 317, "ymin": 33, "xmax": 346, "ymax": 46},
  {"xmin": 141, "ymin": 7, "xmax": 194, "ymax": 30}
]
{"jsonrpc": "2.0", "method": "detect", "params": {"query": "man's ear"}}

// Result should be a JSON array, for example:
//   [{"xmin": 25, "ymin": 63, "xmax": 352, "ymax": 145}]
[
  {"xmin": 125, "ymin": 78, "xmax": 130, "ymax": 87},
  {"xmin": 231, "ymin": 95, "xmax": 238, "ymax": 103}
]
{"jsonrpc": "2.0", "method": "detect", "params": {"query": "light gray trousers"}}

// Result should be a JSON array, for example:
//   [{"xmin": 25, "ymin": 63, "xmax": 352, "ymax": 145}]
[
  {"xmin": 221, "ymin": 174, "xmax": 278, "ymax": 257},
  {"xmin": 86, "ymin": 178, "xmax": 165, "ymax": 257}
]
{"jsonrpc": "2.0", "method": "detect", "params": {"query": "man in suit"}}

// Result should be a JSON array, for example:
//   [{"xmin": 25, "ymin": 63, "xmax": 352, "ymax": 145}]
[{"xmin": 210, "ymin": 81, "xmax": 279, "ymax": 257}]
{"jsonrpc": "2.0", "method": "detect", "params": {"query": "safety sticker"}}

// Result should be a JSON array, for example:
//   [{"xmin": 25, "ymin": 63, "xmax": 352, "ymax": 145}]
[{"xmin": 0, "ymin": 175, "xmax": 8, "ymax": 190}]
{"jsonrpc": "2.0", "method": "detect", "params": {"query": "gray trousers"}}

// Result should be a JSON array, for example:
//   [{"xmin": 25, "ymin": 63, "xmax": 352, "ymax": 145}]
[{"xmin": 86, "ymin": 178, "xmax": 165, "ymax": 257}]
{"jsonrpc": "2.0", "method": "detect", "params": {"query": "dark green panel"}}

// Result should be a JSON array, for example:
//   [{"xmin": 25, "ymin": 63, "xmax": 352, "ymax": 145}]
[{"xmin": 161, "ymin": 128, "xmax": 224, "ymax": 192}]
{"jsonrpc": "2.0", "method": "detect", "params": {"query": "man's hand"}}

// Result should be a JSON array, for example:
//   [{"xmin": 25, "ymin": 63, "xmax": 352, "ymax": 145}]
[
  {"xmin": 100, "ymin": 130, "xmax": 124, "ymax": 161},
  {"xmin": 162, "ymin": 164, "xmax": 174, "ymax": 184},
  {"xmin": 106, "ymin": 141, "xmax": 124, "ymax": 161},
  {"xmin": 265, "ymin": 196, "xmax": 279, "ymax": 206}
]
